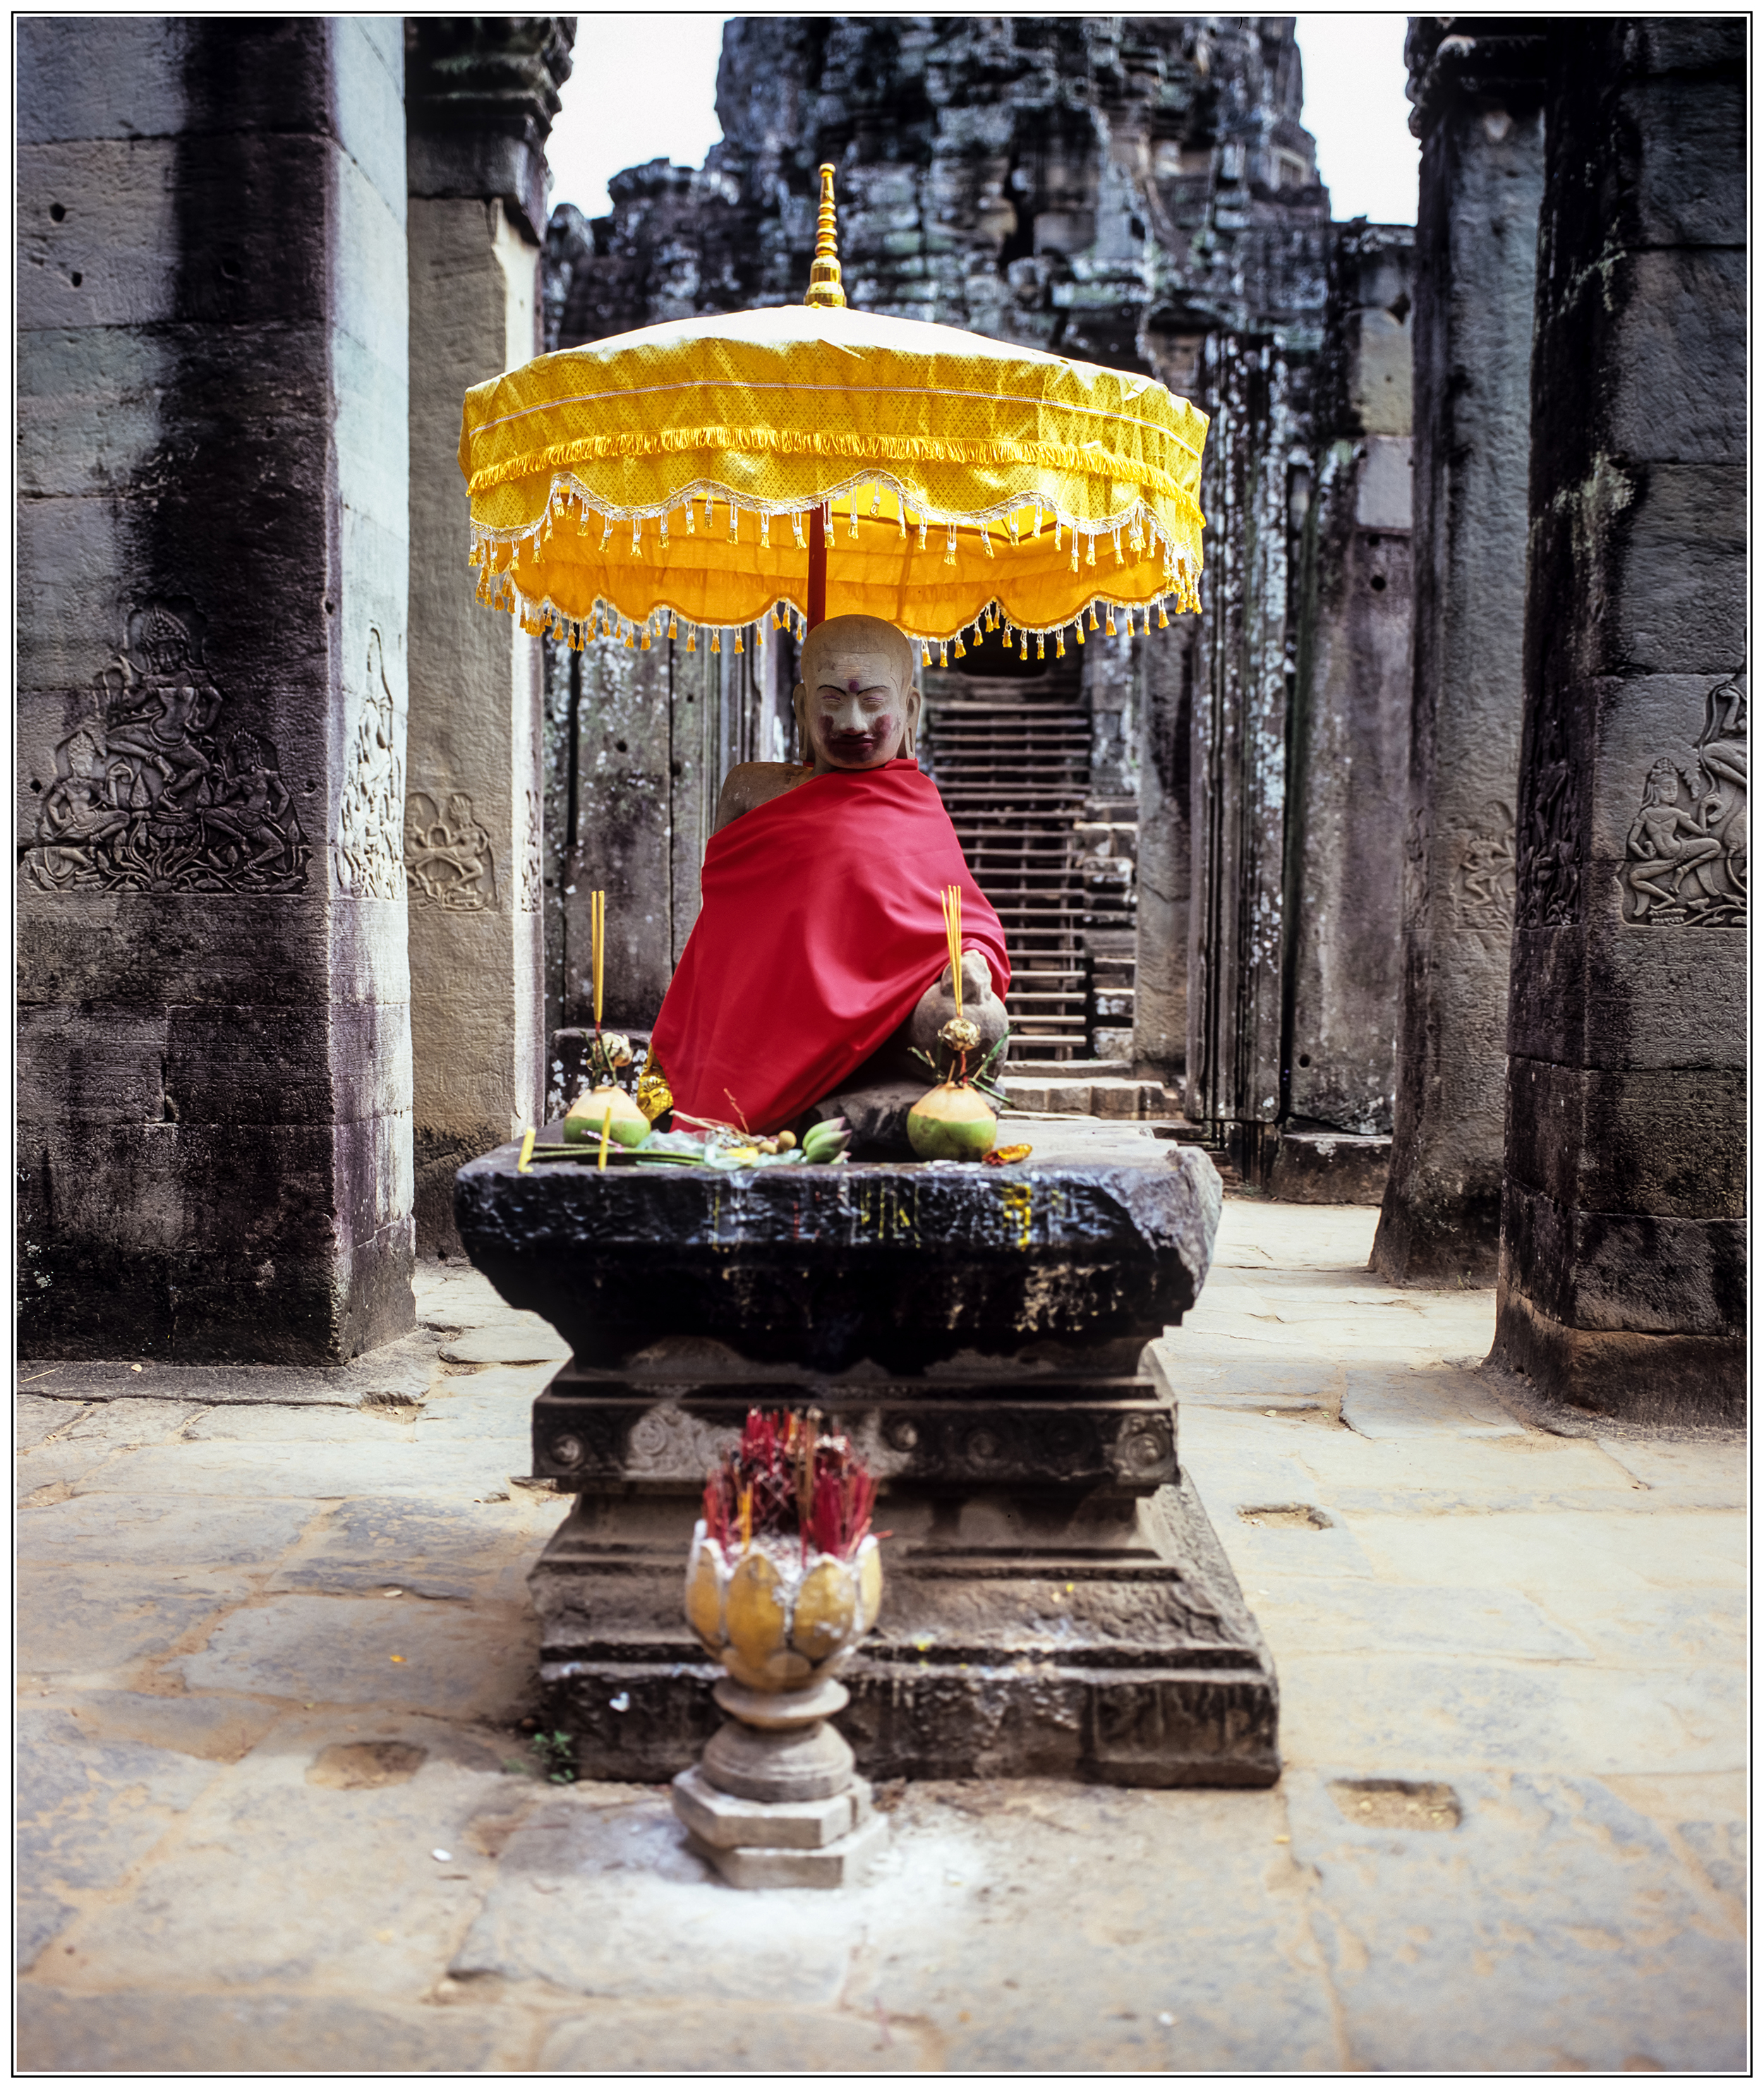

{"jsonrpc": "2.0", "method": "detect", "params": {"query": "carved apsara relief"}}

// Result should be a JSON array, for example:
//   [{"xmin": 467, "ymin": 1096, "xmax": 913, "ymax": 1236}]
[
  {"xmin": 1515, "ymin": 699, "xmax": 1580, "ymax": 931},
  {"xmin": 519, "ymin": 784, "xmax": 544, "ymax": 914},
  {"xmin": 404, "ymin": 790, "xmax": 496, "ymax": 910},
  {"xmin": 25, "ymin": 599, "xmax": 309, "ymax": 893},
  {"xmin": 1620, "ymin": 674, "xmax": 1746, "ymax": 926},
  {"xmin": 333, "ymin": 629, "xmax": 406, "ymax": 900},
  {"xmin": 1451, "ymin": 800, "xmax": 1517, "ymax": 933}
]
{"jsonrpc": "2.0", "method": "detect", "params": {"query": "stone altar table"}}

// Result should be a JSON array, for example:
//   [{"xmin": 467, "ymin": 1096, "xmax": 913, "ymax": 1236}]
[{"xmin": 455, "ymin": 1135, "xmax": 1279, "ymax": 1787}]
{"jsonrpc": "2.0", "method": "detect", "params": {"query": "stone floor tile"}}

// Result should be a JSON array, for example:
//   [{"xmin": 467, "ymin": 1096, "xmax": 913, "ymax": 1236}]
[
  {"xmin": 17, "ymin": 1570, "xmax": 245, "ymax": 1687},
  {"xmin": 1524, "ymin": 1586, "xmax": 1747, "ymax": 1669},
  {"xmin": 845, "ymin": 1783, "xmax": 1341, "ymax": 2073},
  {"xmin": 1192, "ymin": 1489, "xmax": 1382, "ymax": 1585},
  {"xmin": 17, "ymin": 1708, "xmax": 220, "ymax": 1969},
  {"xmin": 1348, "ymin": 1508, "xmax": 1748, "ymax": 1591},
  {"xmin": 176, "ymin": 1405, "xmax": 398, "ymax": 1442},
  {"xmin": 534, "ymin": 2002, "xmax": 931, "ymax": 2073},
  {"xmin": 171, "ymin": 1593, "xmax": 538, "ymax": 1720},
  {"xmin": 450, "ymin": 1793, "xmax": 852, "ymax": 2006},
  {"xmin": 267, "ymin": 1496, "xmax": 550, "ymax": 1601},
  {"xmin": 1276, "ymin": 1653, "xmax": 1746, "ymax": 1777},
  {"xmin": 16, "ymin": 1987, "xmax": 521, "ymax": 2073},
  {"xmin": 1254, "ymin": 1578, "xmax": 1592, "ymax": 1662},
  {"xmin": 41, "ymin": 1689, "xmax": 284, "ymax": 1763},
  {"xmin": 1339, "ymin": 1367, "xmax": 1524, "ymax": 1439},
  {"xmin": 1594, "ymin": 1435, "xmax": 1748, "ymax": 1506},
  {"xmin": 1284, "ymin": 1768, "xmax": 1747, "ymax": 2072},
  {"xmin": 442, "ymin": 1324, "xmax": 572, "ymax": 1366},
  {"xmin": 55, "ymin": 1715, "xmax": 519, "ymax": 1999},
  {"xmin": 65, "ymin": 1439, "xmax": 521, "ymax": 1501},
  {"xmin": 16, "ymin": 1391, "xmax": 85, "ymax": 1447},
  {"xmin": 54, "ymin": 1397, "xmax": 213, "ymax": 1443},
  {"xmin": 1211, "ymin": 1203, "xmax": 1378, "ymax": 1268},
  {"xmin": 1280, "ymin": 1429, "xmax": 1644, "ymax": 1499},
  {"xmin": 18, "ymin": 1492, "xmax": 316, "ymax": 1570}
]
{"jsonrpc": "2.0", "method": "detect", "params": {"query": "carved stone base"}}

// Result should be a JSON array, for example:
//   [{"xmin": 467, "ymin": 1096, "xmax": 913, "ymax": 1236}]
[{"xmin": 533, "ymin": 1434, "xmax": 1279, "ymax": 1788}]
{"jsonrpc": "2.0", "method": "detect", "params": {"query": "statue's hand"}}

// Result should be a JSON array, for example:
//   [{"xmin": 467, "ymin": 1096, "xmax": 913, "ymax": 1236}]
[{"xmin": 909, "ymin": 950, "xmax": 1008, "ymax": 1074}]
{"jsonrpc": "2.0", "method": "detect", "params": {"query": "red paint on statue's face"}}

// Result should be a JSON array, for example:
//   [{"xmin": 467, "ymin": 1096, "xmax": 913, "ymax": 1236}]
[{"xmin": 803, "ymin": 641, "xmax": 910, "ymax": 770}]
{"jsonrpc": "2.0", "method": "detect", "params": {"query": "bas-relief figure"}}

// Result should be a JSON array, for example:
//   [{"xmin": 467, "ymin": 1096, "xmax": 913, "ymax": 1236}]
[
  {"xmin": 333, "ymin": 629, "xmax": 406, "ymax": 901},
  {"xmin": 405, "ymin": 789, "xmax": 497, "ymax": 910},
  {"xmin": 26, "ymin": 599, "xmax": 308, "ymax": 894},
  {"xmin": 1452, "ymin": 800, "xmax": 1516, "ymax": 935},
  {"xmin": 1621, "ymin": 674, "xmax": 1747, "ymax": 928}
]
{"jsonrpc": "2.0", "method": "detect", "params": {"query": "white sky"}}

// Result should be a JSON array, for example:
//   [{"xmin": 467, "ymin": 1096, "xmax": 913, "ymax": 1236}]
[
  {"xmin": 545, "ymin": 16, "xmax": 732, "ymax": 220},
  {"xmin": 1292, "ymin": 13, "xmax": 1419, "ymax": 224},
  {"xmin": 545, "ymin": 13, "xmax": 1418, "ymax": 229}
]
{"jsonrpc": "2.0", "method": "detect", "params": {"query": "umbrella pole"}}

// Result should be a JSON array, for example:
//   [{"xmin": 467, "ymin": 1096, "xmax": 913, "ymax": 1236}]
[{"xmin": 807, "ymin": 502, "xmax": 828, "ymax": 631}]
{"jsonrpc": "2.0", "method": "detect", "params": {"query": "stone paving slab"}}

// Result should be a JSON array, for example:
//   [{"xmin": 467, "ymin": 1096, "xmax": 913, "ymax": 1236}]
[
  {"xmin": 16, "ymin": 1987, "xmax": 523, "ymax": 2073},
  {"xmin": 172, "ymin": 1593, "xmax": 538, "ymax": 1721},
  {"xmin": 19, "ymin": 1491, "xmax": 316, "ymax": 1569},
  {"xmin": 533, "ymin": 2001, "xmax": 931, "ymax": 2073},
  {"xmin": 1283, "ymin": 1767, "xmax": 1747, "ymax": 2073},
  {"xmin": 18, "ymin": 1570, "xmax": 246, "ymax": 1688}
]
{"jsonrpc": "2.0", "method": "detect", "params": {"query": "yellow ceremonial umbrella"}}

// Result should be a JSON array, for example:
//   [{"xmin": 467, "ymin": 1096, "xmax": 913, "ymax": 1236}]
[{"xmin": 457, "ymin": 168, "xmax": 1208, "ymax": 660}]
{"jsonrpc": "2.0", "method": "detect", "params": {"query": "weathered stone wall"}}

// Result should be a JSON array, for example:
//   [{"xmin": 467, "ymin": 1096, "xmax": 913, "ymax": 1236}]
[
  {"xmin": 1373, "ymin": 23, "xmax": 1546, "ymax": 1280},
  {"xmin": 1494, "ymin": 20, "xmax": 1746, "ymax": 1419},
  {"xmin": 18, "ymin": 19, "xmax": 414, "ymax": 1360},
  {"xmin": 404, "ymin": 19, "xmax": 572, "ymax": 1251}
]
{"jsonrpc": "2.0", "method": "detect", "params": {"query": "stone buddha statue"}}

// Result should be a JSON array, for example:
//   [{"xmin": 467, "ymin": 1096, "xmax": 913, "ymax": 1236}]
[{"xmin": 647, "ymin": 614, "xmax": 1011, "ymax": 1146}]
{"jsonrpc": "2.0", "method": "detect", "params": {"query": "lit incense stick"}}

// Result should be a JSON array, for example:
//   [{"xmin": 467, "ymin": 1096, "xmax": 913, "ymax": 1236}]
[
  {"xmin": 591, "ymin": 889, "xmax": 605, "ymax": 1030},
  {"xmin": 517, "ymin": 1127, "xmax": 536, "ymax": 1174}
]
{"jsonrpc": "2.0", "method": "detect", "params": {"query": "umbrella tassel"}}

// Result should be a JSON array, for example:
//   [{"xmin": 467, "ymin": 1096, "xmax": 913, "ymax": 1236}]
[
  {"xmin": 895, "ymin": 495, "xmax": 906, "ymax": 539},
  {"xmin": 1075, "ymin": 617, "xmax": 1086, "ymax": 646},
  {"xmin": 953, "ymin": 634, "xmax": 967, "ymax": 659},
  {"xmin": 729, "ymin": 506, "xmax": 740, "ymax": 542},
  {"xmin": 734, "ymin": 628, "xmax": 744, "ymax": 653},
  {"xmin": 760, "ymin": 514, "xmax": 771, "ymax": 547},
  {"xmin": 792, "ymin": 511, "xmax": 806, "ymax": 549},
  {"xmin": 1056, "ymin": 631, "xmax": 1066, "ymax": 658},
  {"xmin": 704, "ymin": 494, "xmax": 715, "ymax": 529},
  {"xmin": 712, "ymin": 630, "xmax": 722, "ymax": 654},
  {"xmin": 684, "ymin": 502, "xmax": 695, "ymax": 535},
  {"xmin": 1158, "ymin": 600, "xmax": 1170, "ymax": 629},
  {"xmin": 847, "ymin": 497, "xmax": 859, "ymax": 541},
  {"xmin": 687, "ymin": 628, "xmax": 697, "ymax": 653}
]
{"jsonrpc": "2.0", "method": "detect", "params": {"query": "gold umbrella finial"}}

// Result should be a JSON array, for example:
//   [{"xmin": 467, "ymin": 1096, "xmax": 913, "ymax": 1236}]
[{"xmin": 804, "ymin": 163, "xmax": 846, "ymax": 310}]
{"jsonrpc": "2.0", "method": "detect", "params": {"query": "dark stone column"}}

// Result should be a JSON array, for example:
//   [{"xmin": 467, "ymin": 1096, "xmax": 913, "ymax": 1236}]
[
  {"xmin": 1371, "ymin": 24, "xmax": 1547, "ymax": 1280},
  {"xmin": 1494, "ymin": 20, "xmax": 1745, "ymax": 1420},
  {"xmin": 17, "ymin": 20, "xmax": 414, "ymax": 1362},
  {"xmin": 404, "ymin": 18, "xmax": 572, "ymax": 1252},
  {"xmin": 1281, "ymin": 224, "xmax": 1415, "ymax": 1156}
]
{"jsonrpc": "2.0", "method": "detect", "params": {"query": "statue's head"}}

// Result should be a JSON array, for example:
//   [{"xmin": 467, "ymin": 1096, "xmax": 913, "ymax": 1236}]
[{"xmin": 793, "ymin": 614, "xmax": 920, "ymax": 771}]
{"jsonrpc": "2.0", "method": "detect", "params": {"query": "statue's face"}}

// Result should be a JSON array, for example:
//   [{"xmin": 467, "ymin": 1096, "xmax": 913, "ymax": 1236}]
[{"xmin": 795, "ymin": 616, "xmax": 920, "ymax": 770}]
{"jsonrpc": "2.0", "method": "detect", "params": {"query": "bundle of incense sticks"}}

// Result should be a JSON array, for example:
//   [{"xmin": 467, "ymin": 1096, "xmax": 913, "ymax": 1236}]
[
  {"xmin": 701, "ymin": 1408, "xmax": 878, "ymax": 1563},
  {"xmin": 940, "ymin": 883, "xmax": 963, "ymax": 1017},
  {"xmin": 591, "ymin": 888, "xmax": 605, "ymax": 1030}
]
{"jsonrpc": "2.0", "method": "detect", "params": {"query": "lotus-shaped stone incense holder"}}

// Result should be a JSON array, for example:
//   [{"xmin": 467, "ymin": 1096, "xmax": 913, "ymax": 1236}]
[{"xmin": 670, "ymin": 1410, "xmax": 888, "ymax": 1887}]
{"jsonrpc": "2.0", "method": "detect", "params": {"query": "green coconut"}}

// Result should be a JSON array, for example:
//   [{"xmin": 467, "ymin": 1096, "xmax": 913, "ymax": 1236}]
[
  {"xmin": 907, "ymin": 1079, "xmax": 998, "ymax": 1161},
  {"xmin": 564, "ymin": 1084, "xmax": 651, "ymax": 1149}
]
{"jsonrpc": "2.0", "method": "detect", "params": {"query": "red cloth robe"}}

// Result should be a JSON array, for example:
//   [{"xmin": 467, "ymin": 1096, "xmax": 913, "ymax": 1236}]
[{"xmin": 650, "ymin": 758, "xmax": 1010, "ymax": 1133}]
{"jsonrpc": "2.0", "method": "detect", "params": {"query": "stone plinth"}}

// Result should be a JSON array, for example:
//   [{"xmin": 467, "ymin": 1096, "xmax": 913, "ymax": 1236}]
[
  {"xmin": 1373, "ymin": 23, "xmax": 1547, "ymax": 1284},
  {"xmin": 1494, "ymin": 20, "xmax": 1746, "ymax": 1422},
  {"xmin": 455, "ymin": 1140, "xmax": 1280, "ymax": 1786},
  {"xmin": 16, "ymin": 19, "xmax": 414, "ymax": 1362},
  {"xmin": 455, "ymin": 1147, "xmax": 1221, "ymax": 1376}
]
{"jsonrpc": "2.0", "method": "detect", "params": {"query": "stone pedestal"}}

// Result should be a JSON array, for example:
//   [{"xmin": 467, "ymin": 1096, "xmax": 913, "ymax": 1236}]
[
  {"xmin": 456, "ymin": 1142, "xmax": 1280, "ymax": 1786},
  {"xmin": 17, "ymin": 20, "xmax": 415, "ymax": 1361},
  {"xmin": 672, "ymin": 1678, "xmax": 887, "ymax": 1889},
  {"xmin": 1494, "ymin": 21, "xmax": 1745, "ymax": 1422},
  {"xmin": 1373, "ymin": 24, "xmax": 1547, "ymax": 1283},
  {"xmin": 404, "ymin": 20, "xmax": 572, "ymax": 1252}
]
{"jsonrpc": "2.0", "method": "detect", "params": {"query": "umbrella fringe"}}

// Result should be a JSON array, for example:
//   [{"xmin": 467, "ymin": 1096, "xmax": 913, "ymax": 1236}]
[{"xmin": 478, "ymin": 569, "xmax": 1200, "ymax": 658}]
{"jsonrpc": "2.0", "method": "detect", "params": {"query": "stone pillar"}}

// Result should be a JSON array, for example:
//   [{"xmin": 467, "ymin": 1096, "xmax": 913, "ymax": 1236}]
[
  {"xmin": 1186, "ymin": 334, "xmax": 1311, "ymax": 1181},
  {"xmin": 1494, "ymin": 20, "xmax": 1745, "ymax": 1420},
  {"xmin": 1372, "ymin": 23, "xmax": 1547, "ymax": 1282},
  {"xmin": 404, "ymin": 19, "xmax": 572, "ymax": 1252},
  {"xmin": 1132, "ymin": 624, "xmax": 1196, "ymax": 1071},
  {"xmin": 17, "ymin": 19, "xmax": 413, "ymax": 1363}
]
